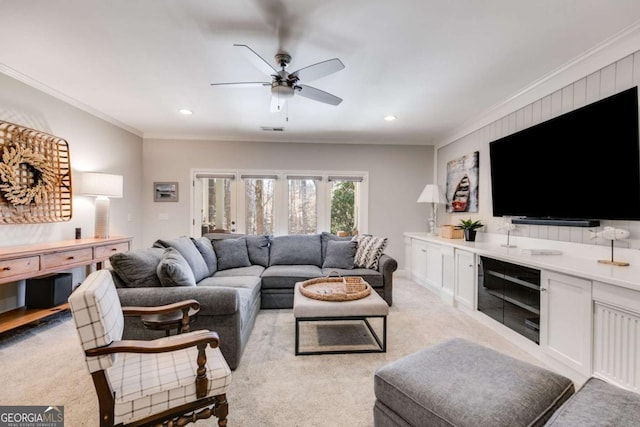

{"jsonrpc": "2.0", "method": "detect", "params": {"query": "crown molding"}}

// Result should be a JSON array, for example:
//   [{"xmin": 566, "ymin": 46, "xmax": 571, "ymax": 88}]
[
  {"xmin": 436, "ymin": 19, "xmax": 640, "ymax": 149},
  {"xmin": 0, "ymin": 64, "xmax": 143, "ymax": 137}
]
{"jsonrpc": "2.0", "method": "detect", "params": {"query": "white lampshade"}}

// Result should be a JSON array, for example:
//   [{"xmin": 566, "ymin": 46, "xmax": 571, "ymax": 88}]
[
  {"xmin": 417, "ymin": 184, "xmax": 445, "ymax": 204},
  {"xmin": 79, "ymin": 172, "xmax": 123, "ymax": 239},
  {"xmin": 79, "ymin": 172, "xmax": 123, "ymax": 198}
]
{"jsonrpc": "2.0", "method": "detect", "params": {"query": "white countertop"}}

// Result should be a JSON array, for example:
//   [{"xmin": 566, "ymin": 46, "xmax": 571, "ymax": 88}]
[{"xmin": 405, "ymin": 231, "xmax": 640, "ymax": 292}]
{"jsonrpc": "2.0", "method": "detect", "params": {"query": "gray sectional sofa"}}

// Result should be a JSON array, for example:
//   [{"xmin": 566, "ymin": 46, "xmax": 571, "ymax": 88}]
[{"xmin": 108, "ymin": 232, "xmax": 397, "ymax": 370}]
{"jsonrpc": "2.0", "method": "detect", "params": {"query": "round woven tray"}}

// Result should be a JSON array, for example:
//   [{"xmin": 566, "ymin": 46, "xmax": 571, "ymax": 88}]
[{"xmin": 299, "ymin": 277, "xmax": 371, "ymax": 302}]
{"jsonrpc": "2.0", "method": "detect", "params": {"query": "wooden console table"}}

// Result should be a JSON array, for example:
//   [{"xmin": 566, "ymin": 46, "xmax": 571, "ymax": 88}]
[{"xmin": 0, "ymin": 236, "xmax": 132, "ymax": 333}]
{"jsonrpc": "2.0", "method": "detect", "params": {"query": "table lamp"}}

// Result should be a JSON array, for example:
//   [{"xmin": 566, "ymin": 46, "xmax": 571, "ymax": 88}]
[
  {"xmin": 417, "ymin": 184, "xmax": 445, "ymax": 235},
  {"xmin": 79, "ymin": 172, "xmax": 123, "ymax": 238}
]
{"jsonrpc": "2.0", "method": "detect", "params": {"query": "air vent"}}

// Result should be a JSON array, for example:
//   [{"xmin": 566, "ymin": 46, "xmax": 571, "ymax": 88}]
[{"xmin": 260, "ymin": 126, "xmax": 285, "ymax": 132}]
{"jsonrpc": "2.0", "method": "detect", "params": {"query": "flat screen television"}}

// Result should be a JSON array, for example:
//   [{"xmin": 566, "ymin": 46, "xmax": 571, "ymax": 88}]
[{"xmin": 489, "ymin": 86, "xmax": 640, "ymax": 225}]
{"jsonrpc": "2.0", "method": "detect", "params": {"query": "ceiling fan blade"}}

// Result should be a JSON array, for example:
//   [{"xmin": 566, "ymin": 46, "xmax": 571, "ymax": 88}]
[
  {"xmin": 289, "ymin": 58, "xmax": 345, "ymax": 82},
  {"xmin": 234, "ymin": 43, "xmax": 278, "ymax": 76},
  {"xmin": 270, "ymin": 95, "xmax": 287, "ymax": 112},
  {"xmin": 296, "ymin": 84, "xmax": 342, "ymax": 106},
  {"xmin": 210, "ymin": 82, "xmax": 270, "ymax": 87}
]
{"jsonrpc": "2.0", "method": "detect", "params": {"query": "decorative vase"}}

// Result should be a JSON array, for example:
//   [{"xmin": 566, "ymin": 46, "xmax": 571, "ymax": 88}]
[{"xmin": 464, "ymin": 229, "xmax": 477, "ymax": 242}]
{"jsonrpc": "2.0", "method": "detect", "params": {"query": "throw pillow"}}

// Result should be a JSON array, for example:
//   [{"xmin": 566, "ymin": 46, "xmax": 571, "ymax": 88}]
[
  {"xmin": 269, "ymin": 234, "xmax": 322, "ymax": 266},
  {"xmin": 156, "ymin": 248, "xmax": 197, "ymax": 287},
  {"xmin": 213, "ymin": 238, "xmax": 252, "ymax": 271},
  {"xmin": 322, "ymin": 240, "xmax": 356, "ymax": 269},
  {"xmin": 243, "ymin": 235, "xmax": 270, "ymax": 267},
  {"xmin": 109, "ymin": 248, "xmax": 164, "ymax": 288},
  {"xmin": 320, "ymin": 231, "xmax": 352, "ymax": 259},
  {"xmin": 154, "ymin": 236, "xmax": 210, "ymax": 282},
  {"xmin": 353, "ymin": 235, "xmax": 388, "ymax": 270},
  {"xmin": 191, "ymin": 236, "xmax": 217, "ymax": 276}
]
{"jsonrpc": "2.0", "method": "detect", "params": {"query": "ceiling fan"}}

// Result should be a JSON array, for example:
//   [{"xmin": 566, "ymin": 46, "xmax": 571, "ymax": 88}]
[{"xmin": 210, "ymin": 44, "xmax": 345, "ymax": 112}]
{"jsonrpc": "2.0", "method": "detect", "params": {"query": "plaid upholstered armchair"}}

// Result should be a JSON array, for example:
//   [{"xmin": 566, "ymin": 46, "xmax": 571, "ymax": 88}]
[{"xmin": 69, "ymin": 269, "xmax": 232, "ymax": 427}]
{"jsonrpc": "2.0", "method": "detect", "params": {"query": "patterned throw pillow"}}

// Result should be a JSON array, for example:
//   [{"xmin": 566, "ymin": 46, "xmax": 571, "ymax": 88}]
[{"xmin": 353, "ymin": 235, "xmax": 388, "ymax": 270}]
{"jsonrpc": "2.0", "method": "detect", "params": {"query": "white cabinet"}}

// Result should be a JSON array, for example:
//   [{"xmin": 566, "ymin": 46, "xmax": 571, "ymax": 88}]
[
  {"xmin": 411, "ymin": 239, "xmax": 428, "ymax": 286},
  {"xmin": 454, "ymin": 249, "xmax": 476, "ymax": 309},
  {"xmin": 540, "ymin": 271, "xmax": 592, "ymax": 376},
  {"xmin": 425, "ymin": 242, "xmax": 442, "ymax": 290},
  {"xmin": 592, "ymin": 281, "xmax": 640, "ymax": 392},
  {"xmin": 441, "ymin": 246, "xmax": 455, "ymax": 303},
  {"xmin": 411, "ymin": 239, "xmax": 443, "ymax": 292}
]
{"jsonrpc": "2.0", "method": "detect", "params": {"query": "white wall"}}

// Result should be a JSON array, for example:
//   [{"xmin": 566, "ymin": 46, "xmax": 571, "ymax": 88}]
[
  {"xmin": 142, "ymin": 138, "xmax": 434, "ymax": 266},
  {"xmin": 435, "ymin": 31, "xmax": 640, "ymax": 250},
  {"xmin": 0, "ymin": 72, "xmax": 144, "ymax": 313}
]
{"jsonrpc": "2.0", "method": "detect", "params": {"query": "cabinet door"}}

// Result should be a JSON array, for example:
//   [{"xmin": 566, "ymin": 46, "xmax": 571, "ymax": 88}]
[
  {"xmin": 411, "ymin": 240, "xmax": 428, "ymax": 286},
  {"xmin": 441, "ymin": 246, "xmax": 455, "ymax": 301},
  {"xmin": 455, "ymin": 249, "xmax": 476, "ymax": 309},
  {"xmin": 425, "ymin": 243, "xmax": 442, "ymax": 290},
  {"xmin": 540, "ymin": 271, "xmax": 592, "ymax": 376}
]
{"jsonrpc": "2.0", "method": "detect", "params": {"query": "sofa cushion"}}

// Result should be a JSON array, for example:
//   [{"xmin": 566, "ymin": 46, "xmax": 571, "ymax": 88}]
[
  {"xmin": 544, "ymin": 377, "xmax": 640, "ymax": 426},
  {"xmin": 269, "ymin": 234, "xmax": 322, "ymax": 266},
  {"xmin": 243, "ymin": 235, "xmax": 270, "ymax": 267},
  {"xmin": 156, "ymin": 248, "xmax": 197, "ymax": 287},
  {"xmin": 213, "ymin": 265, "xmax": 265, "ymax": 277},
  {"xmin": 353, "ymin": 235, "xmax": 388, "ymax": 270},
  {"xmin": 154, "ymin": 236, "xmax": 210, "ymax": 282},
  {"xmin": 109, "ymin": 248, "xmax": 164, "ymax": 288},
  {"xmin": 191, "ymin": 236, "xmax": 217, "ymax": 276},
  {"xmin": 320, "ymin": 231, "xmax": 352, "ymax": 259},
  {"xmin": 213, "ymin": 238, "xmax": 252, "ymax": 271},
  {"xmin": 198, "ymin": 275, "xmax": 262, "ymax": 303},
  {"xmin": 261, "ymin": 265, "xmax": 324, "ymax": 289},
  {"xmin": 322, "ymin": 240, "xmax": 356, "ymax": 269}
]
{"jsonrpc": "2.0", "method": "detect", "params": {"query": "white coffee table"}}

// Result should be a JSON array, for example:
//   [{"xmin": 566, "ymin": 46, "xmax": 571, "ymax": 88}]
[{"xmin": 293, "ymin": 281, "xmax": 389, "ymax": 355}]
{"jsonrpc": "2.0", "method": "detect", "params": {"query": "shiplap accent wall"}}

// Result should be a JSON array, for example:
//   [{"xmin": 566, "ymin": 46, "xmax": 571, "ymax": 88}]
[{"xmin": 438, "ymin": 50, "xmax": 640, "ymax": 249}]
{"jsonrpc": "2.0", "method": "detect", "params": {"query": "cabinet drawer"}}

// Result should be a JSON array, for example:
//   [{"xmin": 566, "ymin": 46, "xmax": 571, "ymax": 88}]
[
  {"xmin": 94, "ymin": 242, "xmax": 130, "ymax": 260},
  {"xmin": 0, "ymin": 256, "xmax": 40, "ymax": 280},
  {"xmin": 42, "ymin": 248, "xmax": 93, "ymax": 269}
]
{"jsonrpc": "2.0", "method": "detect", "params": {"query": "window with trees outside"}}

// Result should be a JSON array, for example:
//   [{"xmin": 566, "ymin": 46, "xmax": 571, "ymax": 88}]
[{"xmin": 191, "ymin": 170, "xmax": 367, "ymax": 236}]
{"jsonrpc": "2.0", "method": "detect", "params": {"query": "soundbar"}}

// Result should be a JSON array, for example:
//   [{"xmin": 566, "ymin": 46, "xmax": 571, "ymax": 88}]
[{"xmin": 511, "ymin": 218, "xmax": 600, "ymax": 227}]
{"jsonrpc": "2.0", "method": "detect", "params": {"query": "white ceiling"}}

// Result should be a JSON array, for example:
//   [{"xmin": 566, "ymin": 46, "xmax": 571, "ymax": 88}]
[{"xmin": 2, "ymin": 0, "xmax": 640, "ymax": 145}]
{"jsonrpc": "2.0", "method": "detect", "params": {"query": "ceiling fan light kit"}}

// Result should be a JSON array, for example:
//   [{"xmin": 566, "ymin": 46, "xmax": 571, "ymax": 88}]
[{"xmin": 210, "ymin": 44, "xmax": 345, "ymax": 112}]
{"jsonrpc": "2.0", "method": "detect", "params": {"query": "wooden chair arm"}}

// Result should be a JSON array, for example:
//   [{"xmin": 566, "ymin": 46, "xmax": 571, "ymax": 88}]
[
  {"xmin": 122, "ymin": 299, "xmax": 200, "ymax": 316},
  {"xmin": 85, "ymin": 330, "xmax": 220, "ymax": 357}
]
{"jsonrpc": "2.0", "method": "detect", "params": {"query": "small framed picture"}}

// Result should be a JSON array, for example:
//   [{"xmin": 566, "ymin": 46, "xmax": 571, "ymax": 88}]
[{"xmin": 154, "ymin": 182, "xmax": 179, "ymax": 202}]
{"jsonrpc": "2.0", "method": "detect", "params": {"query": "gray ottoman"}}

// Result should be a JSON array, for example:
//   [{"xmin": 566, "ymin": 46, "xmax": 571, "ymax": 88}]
[
  {"xmin": 544, "ymin": 377, "xmax": 640, "ymax": 426},
  {"xmin": 374, "ymin": 338, "xmax": 575, "ymax": 427}
]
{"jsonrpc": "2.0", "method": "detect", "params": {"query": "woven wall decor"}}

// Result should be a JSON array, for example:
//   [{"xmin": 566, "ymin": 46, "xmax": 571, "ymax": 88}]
[{"xmin": 0, "ymin": 120, "xmax": 72, "ymax": 224}]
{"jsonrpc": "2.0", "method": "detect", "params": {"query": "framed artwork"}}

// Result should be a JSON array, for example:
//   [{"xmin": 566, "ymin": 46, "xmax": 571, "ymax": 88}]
[
  {"xmin": 154, "ymin": 182, "xmax": 178, "ymax": 202},
  {"xmin": 446, "ymin": 151, "xmax": 479, "ymax": 213}
]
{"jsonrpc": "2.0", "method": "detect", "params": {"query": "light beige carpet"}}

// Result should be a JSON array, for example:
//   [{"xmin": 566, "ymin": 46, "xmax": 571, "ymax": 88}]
[{"xmin": 0, "ymin": 277, "xmax": 543, "ymax": 426}]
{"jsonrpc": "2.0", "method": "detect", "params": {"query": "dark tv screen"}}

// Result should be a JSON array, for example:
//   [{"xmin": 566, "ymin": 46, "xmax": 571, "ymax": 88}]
[{"xmin": 489, "ymin": 86, "xmax": 640, "ymax": 221}]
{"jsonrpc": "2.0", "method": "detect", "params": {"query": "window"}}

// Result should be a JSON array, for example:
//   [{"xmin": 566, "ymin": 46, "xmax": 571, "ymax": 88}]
[
  {"xmin": 192, "ymin": 170, "xmax": 367, "ymax": 236},
  {"xmin": 329, "ymin": 176, "xmax": 362, "ymax": 235},
  {"xmin": 287, "ymin": 176, "xmax": 320, "ymax": 234},
  {"xmin": 194, "ymin": 173, "xmax": 236, "ymax": 234},
  {"xmin": 243, "ymin": 175, "xmax": 276, "ymax": 235}
]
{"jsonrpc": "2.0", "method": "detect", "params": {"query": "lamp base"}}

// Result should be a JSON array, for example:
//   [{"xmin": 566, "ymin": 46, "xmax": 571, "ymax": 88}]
[{"xmin": 94, "ymin": 196, "xmax": 110, "ymax": 239}]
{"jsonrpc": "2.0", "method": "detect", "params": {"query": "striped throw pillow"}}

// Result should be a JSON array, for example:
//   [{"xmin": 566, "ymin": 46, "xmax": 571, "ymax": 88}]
[{"xmin": 353, "ymin": 235, "xmax": 388, "ymax": 270}]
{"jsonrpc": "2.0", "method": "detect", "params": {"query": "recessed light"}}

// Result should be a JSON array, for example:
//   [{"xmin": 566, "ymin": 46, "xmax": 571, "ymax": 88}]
[
  {"xmin": 384, "ymin": 115, "xmax": 397, "ymax": 121},
  {"xmin": 179, "ymin": 109, "xmax": 193, "ymax": 115}
]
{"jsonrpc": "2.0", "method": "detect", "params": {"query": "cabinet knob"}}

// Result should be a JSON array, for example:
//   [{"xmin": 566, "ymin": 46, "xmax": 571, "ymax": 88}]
[
  {"xmin": 0, "ymin": 266, "xmax": 10, "ymax": 271},
  {"xmin": 421, "ymin": 249, "xmax": 426, "ymax": 253},
  {"xmin": 541, "ymin": 288, "xmax": 547, "ymax": 292}
]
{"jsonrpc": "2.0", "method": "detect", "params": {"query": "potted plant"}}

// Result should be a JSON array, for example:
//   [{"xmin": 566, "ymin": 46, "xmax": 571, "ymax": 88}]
[{"xmin": 457, "ymin": 218, "xmax": 483, "ymax": 242}]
